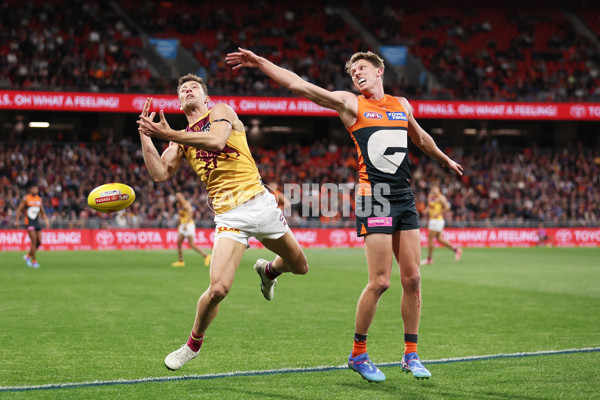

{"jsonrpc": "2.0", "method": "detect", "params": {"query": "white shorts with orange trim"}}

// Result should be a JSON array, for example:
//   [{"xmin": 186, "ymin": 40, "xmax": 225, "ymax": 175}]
[{"xmin": 213, "ymin": 190, "xmax": 289, "ymax": 247}]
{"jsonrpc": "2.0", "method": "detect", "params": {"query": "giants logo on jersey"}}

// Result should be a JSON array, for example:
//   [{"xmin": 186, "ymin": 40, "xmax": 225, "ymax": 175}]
[
  {"xmin": 367, "ymin": 129, "xmax": 408, "ymax": 174},
  {"xmin": 363, "ymin": 112, "xmax": 383, "ymax": 119}
]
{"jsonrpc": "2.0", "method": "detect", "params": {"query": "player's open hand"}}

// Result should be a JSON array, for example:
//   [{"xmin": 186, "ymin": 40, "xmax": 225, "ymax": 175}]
[
  {"xmin": 137, "ymin": 97, "xmax": 153, "ymax": 137},
  {"xmin": 141, "ymin": 97, "xmax": 152, "ymax": 118},
  {"xmin": 137, "ymin": 98, "xmax": 172, "ymax": 140},
  {"xmin": 226, "ymin": 47, "xmax": 261, "ymax": 70},
  {"xmin": 445, "ymin": 159, "xmax": 464, "ymax": 176}
]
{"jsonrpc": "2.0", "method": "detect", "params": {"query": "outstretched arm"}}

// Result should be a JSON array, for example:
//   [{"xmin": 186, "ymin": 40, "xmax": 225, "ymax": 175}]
[
  {"xmin": 400, "ymin": 97, "xmax": 464, "ymax": 176},
  {"xmin": 226, "ymin": 47, "xmax": 357, "ymax": 125},
  {"xmin": 138, "ymin": 100, "xmax": 235, "ymax": 152}
]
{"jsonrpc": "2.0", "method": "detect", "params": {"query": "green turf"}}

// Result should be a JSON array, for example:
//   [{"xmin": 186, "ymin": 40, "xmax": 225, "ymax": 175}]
[{"xmin": 1, "ymin": 247, "xmax": 599, "ymax": 399}]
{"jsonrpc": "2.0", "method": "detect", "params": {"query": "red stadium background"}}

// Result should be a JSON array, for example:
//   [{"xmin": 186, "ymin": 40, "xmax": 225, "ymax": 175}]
[
  {"xmin": 2, "ymin": 90, "xmax": 600, "ymax": 121},
  {"xmin": 2, "ymin": 0, "xmax": 600, "ymax": 249}
]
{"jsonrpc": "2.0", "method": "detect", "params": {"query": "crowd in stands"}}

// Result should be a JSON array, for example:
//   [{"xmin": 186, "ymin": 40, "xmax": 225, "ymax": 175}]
[
  {"xmin": 353, "ymin": 0, "xmax": 600, "ymax": 101},
  {"xmin": 123, "ymin": 1, "xmax": 363, "ymax": 95},
  {"xmin": 412, "ymin": 143, "xmax": 600, "ymax": 225},
  {"xmin": 1, "ymin": 139, "xmax": 598, "ymax": 229},
  {"xmin": 2, "ymin": 0, "xmax": 600, "ymax": 101},
  {"xmin": 1, "ymin": 2, "xmax": 599, "ymax": 228},
  {"xmin": 0, "ymin": 0, "xmax": 171, "ymax": 93}
]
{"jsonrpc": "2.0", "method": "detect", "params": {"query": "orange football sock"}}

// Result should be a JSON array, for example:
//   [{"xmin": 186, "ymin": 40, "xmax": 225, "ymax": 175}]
[
  {"xmin": 404, "ymin": 341, "xmax": 417, "ymax": 355},
  {"xmin": 352, "ymin": 340, "xmax": 367, "ymax": 357},
  {"xmin": 352, "ymin": 333, "xmax": 368, "ymax": 357}
]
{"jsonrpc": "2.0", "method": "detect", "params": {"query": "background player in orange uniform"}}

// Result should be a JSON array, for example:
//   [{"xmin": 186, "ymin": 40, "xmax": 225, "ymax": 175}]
[
  {"xmin": 15, "ymin": 185, "xmax": 50, "ymax": 268},
  {"xmin": 227, "ymin": 48, "xmax": 463, "ymax": 382},
  {"xmin": 171, "ymin": 192, "xmax": 211, "ymax": 267},
  {"xmin": 137, "ymin": 74, "xmax": 309, "ymax": 371}
]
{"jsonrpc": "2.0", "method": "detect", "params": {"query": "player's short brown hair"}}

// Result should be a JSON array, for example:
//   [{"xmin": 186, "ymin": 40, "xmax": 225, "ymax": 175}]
[
  {"xmin": 177, "ymin": 73, "xmax": 209, "ymax": 96},
  {"xmin": 344, "ymin": 51, "xmax": 385, "ymax": 76}
]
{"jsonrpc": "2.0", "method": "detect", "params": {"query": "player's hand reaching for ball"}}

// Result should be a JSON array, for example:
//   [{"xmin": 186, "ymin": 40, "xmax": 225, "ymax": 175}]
[{"xmin": 137, "ymin": 97, "xmax": 173, "ymax": 140}]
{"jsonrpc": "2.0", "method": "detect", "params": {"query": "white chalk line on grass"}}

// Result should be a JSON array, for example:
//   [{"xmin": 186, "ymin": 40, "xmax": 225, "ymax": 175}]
[{"xmin": 1, "ymin": 347, "xmax": 598, "ymax": 392}]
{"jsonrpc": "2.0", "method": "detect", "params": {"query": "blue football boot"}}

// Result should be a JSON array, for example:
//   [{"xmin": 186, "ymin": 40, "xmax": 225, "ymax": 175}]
[{"xmin": 348, "ymin": 352, "xmax": 386, "ymax": 383}]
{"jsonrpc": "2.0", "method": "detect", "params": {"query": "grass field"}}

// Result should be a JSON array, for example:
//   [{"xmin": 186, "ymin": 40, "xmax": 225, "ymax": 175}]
[{"xmin": 1, "ymin": 247, "xmax": 599, "ymax": 399}]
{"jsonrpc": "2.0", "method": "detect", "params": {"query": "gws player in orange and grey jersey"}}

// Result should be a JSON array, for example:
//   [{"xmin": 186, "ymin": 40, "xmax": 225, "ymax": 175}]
[
  {"xmin": 421, "ymin": 185, "xmax": 462, "ymax": 265},
  {"xmin": 227, "ymin": 48, "xmax": 463, "ymax": 382},
  {"xmin": 171, "ymin": 192, "xmax": 211, "ymax": 268},
  {"xmin": 15, "ymin": 185, "xmax": 50, "ymax": 268},
  {"xmin": 136, "ymin": 74, "xmax": 308, "ymax": 372}
]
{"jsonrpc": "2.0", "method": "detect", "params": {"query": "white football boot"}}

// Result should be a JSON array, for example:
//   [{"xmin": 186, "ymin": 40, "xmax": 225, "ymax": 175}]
[
  {"xmin": 254, "ymin": 259, "xmax": 277, "ymax": 300},
  {"xmin": 164, "ymin": 344, "xmax": 199, "ymax": 371}
]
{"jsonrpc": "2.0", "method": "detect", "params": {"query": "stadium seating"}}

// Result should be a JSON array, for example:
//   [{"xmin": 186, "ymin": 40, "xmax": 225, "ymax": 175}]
[
  {"xmin": 2, "ymin": 0, "xmax": 599, "ymax": 100},
  {"xmin": 351, "ymin": 0, "xmax": 600, "ymax": 101},
  {"xmin": 0, "ymin": 0, "xmax": 167, "ymax": 93},
  {"xmin": 1, "ymin": 140, "xmax": 598, "ymax": 228}
]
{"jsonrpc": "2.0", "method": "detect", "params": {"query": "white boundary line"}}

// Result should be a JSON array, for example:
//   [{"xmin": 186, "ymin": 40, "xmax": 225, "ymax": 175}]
[{"xmin": 1, "ymin": 347, "xmax": 599, "ymax": 392}]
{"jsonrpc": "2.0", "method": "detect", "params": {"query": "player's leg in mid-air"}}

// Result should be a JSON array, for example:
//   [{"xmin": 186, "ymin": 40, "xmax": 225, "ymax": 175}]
[
  {"xmin": 257, "ymin": 229, "xmax": 308, "ymax": 300},
  {"xmin": 164, "ymin": 236, "xmax": 246, "ymax": 370},
  {"xmin": 250, "ymin": 190, "xmax": 308, "ymax": 300},
  {"xmin": 164, "ymin": 190, "xmax": 308, "ymax": 371}
]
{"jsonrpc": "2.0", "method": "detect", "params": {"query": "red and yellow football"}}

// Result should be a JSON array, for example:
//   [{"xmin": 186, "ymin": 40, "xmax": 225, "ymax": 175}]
[{"xmin": 87, "ymin": 183, "xmax": 136, "ymax": 213}]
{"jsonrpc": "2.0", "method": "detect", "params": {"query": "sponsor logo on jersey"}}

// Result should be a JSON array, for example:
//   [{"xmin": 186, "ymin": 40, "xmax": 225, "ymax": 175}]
[
  {"xmin": 386, "ymin": 111, "xmax": 407, "ymax": 121},
  {"xmin": 367, "ymin": 217, "xmax": 393, "ymax": 227},
  {"xmin": 364, "ymin": 111, "xmax": 383, "ymax": 119}
]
